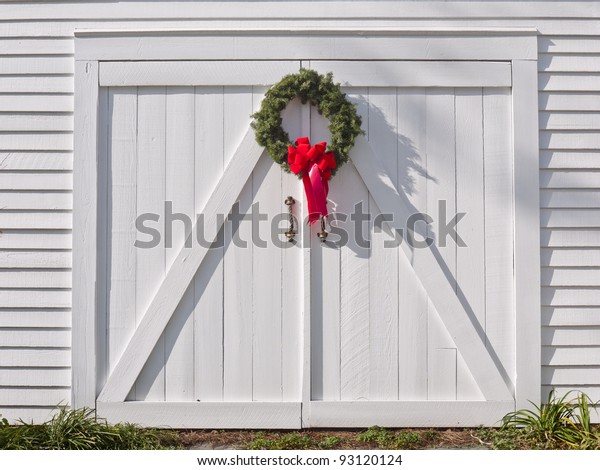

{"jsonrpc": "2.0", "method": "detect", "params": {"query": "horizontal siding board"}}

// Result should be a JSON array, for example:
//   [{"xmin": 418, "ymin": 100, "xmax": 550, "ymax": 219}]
[
  {"xmin": 539, "ymin": 93, "xmax": 600, "ymax": 112},
  {"xmin": 0, "ymin": 153, "xmax": 73, "ymax": 171},
  {"xmin": 542, "ymin": 288, "xmax": 600, "ymax": 306},
  {"xmin": 542, "ymin": 366, "xmax": 600, "ymax": 385},
  {"xmin": 540, "ymin": 131, "xmax": 600, "ymax": 150},
  {"xmin": 541, "ymin": 151, "xmax": 600, "ymax": 169},
  {"xmin": 0, "ymin": 310, "xmax": 71, "ymax": 327},
  {"xmin": 0, "ymin": 38, "xmax": 74, "ymax": 55},
  {"xmin": 543, "ymin": 347, "xmax": 600, "ymax": 366},
  {"xmin": 0, "ymin": 57, "xmax": 73, "ymax": 75},
  {"xmin": 540, "ymin": 112, "xmax": 600, "ymax": 131},
  {"xmin": 0, "ymin": 133, "xmax": 72, "ymax": 151},
  {"xmin": 541, "ymin": 209, "xmax": 600, "ymax": 228},
  {"xmin": 541, "ymin": 190, "xmax": 600, "ymax": 208},
  {"xmin": 0, "ymin": 271, "xmax": 71, "ymax": 289},
  {"xmin": 543, "ymin": 268, "xmax": 600, "ymax": 287},
  {"xmin": 540, "ymin": 73, "xmax": 600, "ymax": 92},
  {"xmin": 0, "ymin": 389, "xmax": 69, "ymax": 407},
  {"xmin": 0, "ymin": 329, "xmax": 70, "ymax": 348},
  {"xmin": 541, "ymin": 229, "xmax": 600, "ymax": 247},
  {"xmin": 0, "ymin": 368, "xmax": 70, "ymax": 387},
  {"xmin": 0, "ymin": 212, "xmax": 71, "ymax": 229},
  {"xmin": 539, "ymin": 55, "xmax": 600, "ymax": 73},
  {"xmin": 541, "ymin": 170, "xmax": 600, "ymax": 189},
  {"xmin": 0, "ymin": 76, "xmax": 73, "ymax": 94},
  {"xmin": 0, "ymin": 192, "xmax": 72, "ymax": 210},
  {"xmin": 0, "ymin": 290, "xmax": 71, "ymax": 308},
  {"xmin": 0, "ymin": 114, "xmax": 73, "ymax": 132},
  {"xmin": 0, "ymin": 348, "xmax": 71, "ymax": 367},
  {"xmin": 0, "ymin": 173, "xmax": 72, "ymax": 190},
  {"xmin": 0, "ymin": 95, "xmax": 73, "ymax": 113},
  {"xmin": 539, "ymin": 37, "xmax": 600, "ymax": 54},
  {"xmin": 542, "ymin": 327, "xmax": 600, "ymax": 346},
  {"xmin": 0, "ymin": 252, "xmax": 71, "ymax": 269},
  {"xmin": 0, "ymin": 231, "xmax": 72, "ymax": 250},
  {"xmin": 543, "ymin": 307, "xmax": 600, "ymax": 326},
  {"xmin": 542, "ymin": 248, "xmax": 600, "ymax": 267}
]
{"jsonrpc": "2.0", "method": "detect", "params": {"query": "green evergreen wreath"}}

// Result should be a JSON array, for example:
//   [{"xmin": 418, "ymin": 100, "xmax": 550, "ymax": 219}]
[{"xmin": 250, "ymin": 68, "xmax": 364, "ymax": 177}]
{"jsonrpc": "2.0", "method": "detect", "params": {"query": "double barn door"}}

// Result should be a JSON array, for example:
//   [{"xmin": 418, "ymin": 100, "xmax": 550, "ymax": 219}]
[{"xmin": 75, "ymin": 40, "xmax": 537, "ymax": 428}]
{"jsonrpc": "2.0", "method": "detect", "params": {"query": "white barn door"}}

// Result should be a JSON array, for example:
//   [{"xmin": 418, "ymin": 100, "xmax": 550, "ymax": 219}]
[{"xmin": 74, "ymin": 30, "xmax": 540, "ymax": 428}]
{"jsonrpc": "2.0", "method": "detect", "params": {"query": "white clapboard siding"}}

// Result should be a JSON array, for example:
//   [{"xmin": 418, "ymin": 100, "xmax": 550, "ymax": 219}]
[
  {"xmin": 0, "ymin": 231, "xmax": 72, "ymax": 250},
  {"xmin": 0, "ymin": 95, "xmax": 74, "ymax": 113},
  {"xmin": 541, "ymin": 190, "xmax": 600, "ymax": 208},
  {"xmin": 0, "ymin": 271, "xmax": 71, "ymax": 289},
  {"xmin": 0, "ymin": 153, "xmax": 73, "ymax": 171},
  {"xmin": 0, "ymin": 192, "xmax": 72, "ymax": 210},
  {"xmin": 539, "ymin": 55, "xmax": 600, "ymax": 73},
  {"xmin": 543, "ymin": 268, "xmax": 600, "ymax": 287},
  {"xmin": 542, "ymin": 248, "xmax": 600, "ymax": 267},
  {"xmin": 541, "ymin": 229, "xmax": 600, "ymax": 248},
  {"xmin": 0, "ymin": 348, "xmax": 71, "ymax": 367},
  {"xmin": 543, "ymin": 308, "xmax": 600, "ymax": 326},
  {"xmin": 0, "ymin": 38, "xmax": 74, "ymax": 54},
  {"xmin": 539, "ymin": 37, "xmax": 600, "ymax": 54},
  {"xmin": 0, "ymin": 133, "xmax": 72, "ymax": 151},
  {"xmin": 0, "ymin": 290, "xmax": 70, "ymax": 309},
  {"xmin": 540, "ymin": 112, "xmax": 600, "ymax": 131},
  {"xmin": 0, "ymin": 329, "xmax": 70, "ymax": 348},
  {"xmin": 540, "ymin": 131, "xmax": 600, "ymax": 150},
  {"xmin": 0, "ymin": 172, "xmax": 72, "ymax": 190},
  {"xmin": 0, "ymin": 368, "xmax": 70, "ymax": 387},
  {"xmin": 542, "ymin": 366, "xmax": 600, "ymax": 385},
  {"xmin": 0, "ymin": 251, "xmax": 71, "ymax": 268},
  {"xmin": 543, "ymin": 288, "xmax": 600, "ymax": 307},
  {"xmin": 0, "ymin": 212, "xmax": 71, "ymax": 230},
  {"xmin": 0, "ymin": 57, "xmax": 73, "ymax": 75},
  {"xmin": 0, "ymin": 77, "xmax": 73, "ymax": 94},
  {"xmin": 541, "ymin": 171, "xmax": 600, "ymax": 189},
  {"xmin": 0, "ymin": 388, "xmax": 69, "ymax": 407},
  {"xmin": 541, "ymin": 209, "xmax": 600, "ymax": 228},
  {"xmin": 539, "ymin": 93, "xmax": 600, "ymax": 112},
  {"xmin": 543, "ymin": 347, "xmax": 600, "ymax": 366},
  {"xmin": 0, "ymin": 310, "xmax": 71, "ymax": 327},
  {"xmin": 0, "ymin": 114, "xmax": 73, "ymax": 131},
  {"xmin": 540, "ymin": 74, "xmax": 600, "ymax": 92},
  {"xmin": 543, "ymin": 327, "xmax": 600, "ymax": 346},
  {"xmin": 540, "ymin": 151, "xmax": 600, "ymax": 170}
]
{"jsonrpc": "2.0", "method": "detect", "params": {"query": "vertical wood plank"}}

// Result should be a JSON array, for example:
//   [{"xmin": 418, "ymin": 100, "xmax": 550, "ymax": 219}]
[
  {"xmin": 72, "ymin": 60, "xmax": 98, "ymax": 408},
  {"xmin": 164, "ymin": 87, "xmax": 195, "ymax": 401},
  {"xmin": 135, "ymin": 86, "xmax": 166, "ymax": 401},
  {"xmin": 281, "ymin": 97, "xmax": 304, "ymax": 403},
  {"xmin": 455, "ymin": 88, "xmax": 485, "ymax": 400},
  {"xmin": 426, "ymin": 89, "xmax": 457, "ymax": 400},
  {"xmin": 106, "ymin": 87, "xmax": 137, "ymax": 400},
  {"xmin": 340, "ymin": 88, "xmax": 370, "ymax": 401},
  {"xmin": 223, "ymin": 86, "xmax": 253, "ymax": 401},
  {"xmin": 252, "ymin": 86, "xmax": 283, "ymax": 401},
  {"xmin": 310, "ymin": 97, "xmax": 340, "ymax": 401},
  {"xmin": 484, "ymin": 88, "xmax": 515, "ymax": 394},
  {"xmin": 368, "ymin": 87, "xmax": 399, "ymax": 400},
  {"xmin": 513, "ymin": 60, "xmax": 541, "ymax": 410},
  {"xmin": 396, "ymin": 89, "xmax": 428, "ymax": 400},
  {"xmin": 194, "ymin": 86, "xmax": 224, "ymax": 402}
]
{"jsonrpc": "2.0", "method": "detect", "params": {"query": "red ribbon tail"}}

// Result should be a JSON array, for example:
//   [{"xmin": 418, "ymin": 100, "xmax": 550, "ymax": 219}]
[{"xmin": 303, "ymin": 163, "xmax": 329, "ymax": 224}]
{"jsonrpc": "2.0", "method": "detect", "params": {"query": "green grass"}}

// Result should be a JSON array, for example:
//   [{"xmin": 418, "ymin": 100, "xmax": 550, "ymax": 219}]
[
  {"xmin": 246, "ymin": 432, "xmax": 315, "ymax": 450},
  {"xmin": 0, "ymin": 407, "xmax": 179, "ymax": 450}
]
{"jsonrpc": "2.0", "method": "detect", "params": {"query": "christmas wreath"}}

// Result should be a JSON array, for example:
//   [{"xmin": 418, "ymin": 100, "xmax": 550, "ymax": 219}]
[{"xmin": 251, "ymin": 69, "xmax": 364, "ymax": 222}]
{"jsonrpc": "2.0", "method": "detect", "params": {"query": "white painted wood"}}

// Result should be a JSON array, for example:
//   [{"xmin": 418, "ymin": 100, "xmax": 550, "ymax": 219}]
[
  {"xmin": 76, "ymin": 30, "xmax": 536, "ymax": 61},
  {"xmin": 0, "ymin": 113, "xmax": 72, "ymax": 131},
  {"xmin": 542, "ymin": 229, "xmax": 600, "ymax": 248},
  {"xmin": 543, "ymin": 268, "xmax": 600, "ymax": 287},
  {"xmin": 0, "ymin": 368, "xmax": 70, "ymax": 387},
  {"xmin": 308, "ymin": 400, "xmax": 514, "ymax": 427},
  {"xmin": 543, "ymin": 308, "xmax": 600, "ymax": 326},
  {"xmin": 368, "ymin": 87, "xmax": 399, "ymax": 401},
  {"xmin": 0, "ymin": 389, "xmax": 70, "ymax": 407},
  {"xmin": 542, "ymin": 209, "xmax": 600, "ymax": 228},
  {"xmin": 541, "ymin": 170, "xmax": 600, "ymax": 189},
  {"xmin": 540, "ymin": 113, "xmax": 600, "ymax": 131},
  {"xmin": 0, "ymin": 152, "xmax": 73, "ymax": 171},
  {"xmin": 0, "ymin": 329, "xmax": 70, "ymax": 348},
  {"xmin": 0, "ymin": 212, "xmax": 71, "ymax": 230},
  {"xmin": 0, "ymin": 348, "xmax": 71, "ymax": 367},
  {"xmin": 0, "ymin": 290, "xmax": 70, "ymax": 309},
  {"xmin": 0, "ymin": 173, "xmax": 72, "ymax": 190},
  {"xmin": 0, "ymin": 38, "xmax": 74, "ymax": 55},
  {"xmin": 0, "ymin": 231, "xmax": 71, "ymax": 250},
  {"xmin": 0, "ymin": 310, "xmax": 71, "ymax": 328},
  {"xmin": 541, "ymin": 131, "xmax": 600, "ymax": 150},
  {"xmin": 310, "ymin": 93, "xmax": 340, "ymax": 401},
  {"xmin": 540, "ymin": 55, "xmax": 600, "ymax": 73},
  {"xmin": 542, "ymin": 248, "xmax": 600, "ymax": 267},
  {"xmin": 543, "ymin": 347, "xmax": 600, "ymax": 366},
  {"xmin": 311, "ymin": 61, "xmax": 511, "ymax": 88},
  {"xmin": 340, "ymin": 90, "xmax": 370, "ymax": 402},
  {"xmin": 0, "ymin": 270, "xmax": 71, "ymax": 288},
  {"xmin": 539, "ymin": 37, "xmax": 600, "ymax": 54},
  {"xmin": 543, "ymin": 327, "xmax": 600, "ymax": 346},
  {"xmin": 0, "ymin": 56, "xmax": 73, "ymax": 75},
  {"xmin": 425, "ymin": 89, "xmax": 459, "ymax": 401},
  {"xmin": 483, "ymin": 88, "xmax": 515, "ymax": 395},
  {"xmin": 0, "ymin": 131, "xmax": 72, "ymax": 151},
  {"xmin": 396, "ymin": 89, "xmax": 428, "ymax": 400},
  {"xmin": 0, "ymin": 76, "xmax": 72, "ymax": 94},
  {"xmin": 222, "ymin": 87, "xmax": 254, "ymax": 402},
  {"xmin": 164, "ymin": 87, "xmax": 195, "ymax": 402},
  {"xmin": 0, "ymin": 407, "xmax": 62, "ymax": 425},
  {"xmin": 0, "ymin": 192, "xmax": 71, "ymax": 210},
  {"xmin": 100, "ymin": 61, "xmax": 300, "ymax": 86},
  {"xmin": 105, "ymin": 87, "xmax": 137, "ymax": 403},
  {"xmin": 543, "ymin": 288, "xmax": 600, "ymax": 307},
  {"xmin": 543, "ymin": 366, "xmax": 600, "ymax": 385},
  {"xmin": 512, "ymin": 59, "xmax": 542, "ymax": 409},
  {"xmin": 350, "ymin": 136, "xmax": 513, "ymax": 401},
  {"xmin": 541, "ymin": 151, "xmax": 600, "ymax": 170},
  {"xmin": 0, "ymin": 251, "xmax": 70, "ymax": 268},
  {"xmin": 98, "ymin": 128, "xmax": 263, "ymax": 403},
  {"xmin": 71, "ymin": 59, "xmax": 97, "ymax": 410},
  {"xmin": 193, "ymin": 86, "xmax": 224, "ymax": 402},
  {"xmin": 135, "ymin": 86, "xmax": 166, "ymax": 402},
  {"xmin": 541, "ymin": 190, "xmax": 600, "ymax": 208},
  {"xmin": 540, "ymin": 74, "xmax": 600, "ymax": 92},
  {"xmin": 97, "ymin": 402, "xmax": 301, "ymax": 429},
  {"xmin": 252, "ymin": 87, "xmax": 283, "ymax": 402},
  {"xmin": 0, "ymin": 95, "xmax": 73, "ymax": 113},
  {"xmin": 540, "ymin": 93, "xmax": 600, "ymax": 112}
]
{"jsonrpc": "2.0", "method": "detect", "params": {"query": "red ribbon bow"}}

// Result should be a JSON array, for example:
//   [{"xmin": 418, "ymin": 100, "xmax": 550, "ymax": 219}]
[{"xmin": 288, "ymin": 137, "xmax": 336, "ymax": 223}]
